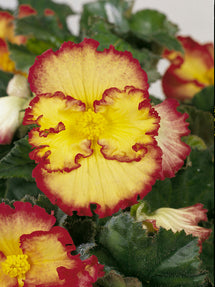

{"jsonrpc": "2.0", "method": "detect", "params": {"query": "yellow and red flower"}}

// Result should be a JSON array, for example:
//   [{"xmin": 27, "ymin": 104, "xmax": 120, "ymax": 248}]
[
  {"xmin": 0, "ymin": 10, "xmax": 27, "ymax": 74},
  {"xmin": 135, "ymin": 202, "xmax": 212, "ymax": 252},
  {"xmin": 162, "ymin": 36, "xmax": 214, "ymax": 101},
  {"xmin": 23, "ymin": 39, "xmax": 190, "ymax": 217},
  {"xmin": 0, "ymin": 201, "xmax": 104, "ymax": 286}
]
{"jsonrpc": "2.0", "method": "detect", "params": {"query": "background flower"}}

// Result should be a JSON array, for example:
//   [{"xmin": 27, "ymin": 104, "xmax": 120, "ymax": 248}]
[
  {"xmin": 135, "ymin": 202, "xmax": 212, "ymax": 252},
  {"xmin": 162, "ymin": 36, "xmax": 214, "ymax": 101}
]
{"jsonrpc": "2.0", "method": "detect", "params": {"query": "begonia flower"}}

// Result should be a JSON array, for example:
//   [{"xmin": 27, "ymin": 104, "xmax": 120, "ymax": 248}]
[
  {"xmin": 0, "ymin": 75, "xmax": 31, "ymax": 144},
  {"xmin": 0, "ymin": 201, "xmax": 104, "ymax": 287},
  {"xmin": 0, "ymin": 10, "xmax": 26, "ymax": 74},
  {"xmin": 0, "ymin": 39, "xmax": 16, "ymax": 73},
  {"xmin": 23, "ymin": 39, "xmax": 190, "ymax": 217},
  {"xmin": 0, "ymin": 11, "xmax": 25, "ymax": 45},
  {"xmin": 135, "ymin": 202, "xmax": 212, "ymax": 252},
  {"xmin": 162, "ymin": 36, "xmax": 214, "ymax": 101}
]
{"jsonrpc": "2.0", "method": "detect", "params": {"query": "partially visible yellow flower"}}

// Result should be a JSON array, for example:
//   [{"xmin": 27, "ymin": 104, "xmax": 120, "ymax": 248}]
[
  {"xmin": 0, "ymin": 10, "xmax": 28, "ymax": 74},
  {"xmin": 23, "ymin": 39, "xmax": 190, "ymax": 217},
  {"xmin": 162, "ymin": 36, "xmax": 214, "ymax": 101},
  {"xmin": 0, "ymin": 11, "xmax": 25, "ymax": 45},
  {"xmin": 135, "ymin": 202, "xmax": 212, "ymax": 252},
  {"xmin": 0, "ymin": 39, "xmax": 16, "ymax": 73},
  {"xmin": 0, "ymin": 201, "xmax": 104, "ymax": 286}
]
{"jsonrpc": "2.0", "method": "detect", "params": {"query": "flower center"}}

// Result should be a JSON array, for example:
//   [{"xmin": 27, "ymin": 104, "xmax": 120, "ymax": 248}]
[
  {"xmin": 1, "ymin": 254, "xmax": 30, "ymax": 286},
  {"xmin": 77, "ymin": 108, "xmax": 106, "ymax": 140}
]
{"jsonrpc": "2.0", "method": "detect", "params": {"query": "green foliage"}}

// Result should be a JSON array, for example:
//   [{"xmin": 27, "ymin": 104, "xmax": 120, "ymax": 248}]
[
  {"xmin": 145, "ymin": 148, "xmax": 214, "ymax": 217},
  {"xmin": 4, "ymin": 178, "xmax": 41, "ymax": 201},
  {"xmin": 192, "ymin": 86, "xmax": 214, "ymax": 113},
  {"xmin": 0, "ymin": 71, "xmax": 13, "ymax": 98},
  {"xmin": 0, "ymin": 137, "xmax": 36, "ymax": 181},
  {"xmin": 63, "ymin": 215, "xmax": 97, "ymax": 246},
  {"xmin": 17, "ymin": 0, "xmax": 74, "ymax": 30},
  {"xmin": 87, "ymin": 213, "xmax": 206, "ymax": 286},
  {"xmin": 129, "ymin": 9, "xmax": 182, "ymax": 52},
  {"xmin": 200, "ymin": 227, "xmax": 214, "ymax": 286},
  {"xmin": 178, "ymin": 105, "xmax": 214, "ymax": 148}
]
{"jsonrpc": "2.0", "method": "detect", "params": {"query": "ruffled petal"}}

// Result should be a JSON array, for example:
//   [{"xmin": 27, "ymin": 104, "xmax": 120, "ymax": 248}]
[
  {"xmin": 32, "ymin": 143, "xmax": 162, "ymax": 217},
  {"xmin": 20, "ymin": 227, "xmax": 81, "ymax": 286},
  {"xmin": 0, "ymin": 202, "xmax": 55, "ymax": 256},
  {"xmin": 24, "ymin": 92, "xmax": 93, "ymax": 172},
  {"xmin": 58, "ymin": 255, "xmax": 104, "ymax": 287},
  {"xmin": 154, "ymin": 99, "xmax": 191, "ymax": 179},
  {"xmin": 28, "ymin": 39, "xmax": 148, "ymax": 108},
  {"xmin": 95, "ymin": 86, "xmax": 160, "ymax": 162}
]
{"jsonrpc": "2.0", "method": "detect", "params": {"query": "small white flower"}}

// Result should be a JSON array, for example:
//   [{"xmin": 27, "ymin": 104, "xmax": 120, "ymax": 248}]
[
  {"xmin": 7, "ymin": 74, "xmax": 31, "ymax": 99},
  {"xmin": 0, "ymin": 75, "xmax": 31, "ymax": 144},
  {"xmin": 0, "ymin": 96, "xmax": 27, "ymax": 144}
]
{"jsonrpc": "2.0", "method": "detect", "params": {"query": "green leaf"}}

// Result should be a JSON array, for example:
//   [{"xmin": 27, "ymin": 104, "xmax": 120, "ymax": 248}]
[
  {"xmin": 63, "ymin": 215, "xmax": 97, "ymax": 246},
  {"xmin": 80, "ymin": 0, "xmax": 133, "ymax": 36},
  {"xmin": 145, "ymin": 148, "xmax": 214, "ymax": 215},
  {"xmin": 93, "ymin": 213, "xmax": 206, "ymax": 286},
  {"xmin": 0, "ymin": 71, "xmax": 13, "ymax": 98},
  {"xmin": 5, "ymin": 177, "xmax": 41, "ymax": 201},
  {"xmin": 17, "ymin": 0, "xmax": 74, "ymax": 30},
  {"xmin": 192, "ymin": 86, "xmax": 214, "ymax": 113},
  {"xmin": 0, "ymin": 143, "xmax": 13, "ymax": 160},
  {"xmin": 8, "ymin": 43, "xmax": 37, "ymax": 73},
  {"xmin": 0, "ymin": 137, "xmax": 36, "ymax": 181},
  {"xmin": 34, "ymin": 194, "xmax": 66, "ymax": 225},
  {"xmin": 15, "ymin": 15, "xmax": 64, "ymax": 46},
  {"xmin": 129, "ymin": 9, "xmax": 182, "ymax": 52},
  {"xmin": 178, "ymin": 105, "xmax": 214, "ymax": 147},
  {"xmin": 95, "ymin": 270, "xmax": 143, "ymax": 287},
  {"xmin": 0, "ymin": 179, "xmax": 7, "ymax": 197},
  {"xmin": 200, "ymin": 226, "xmax": 214, "ymax": 285},
  {"xmin": 182, "ymin": 135, "xmax": 207, "ymax": 151}
]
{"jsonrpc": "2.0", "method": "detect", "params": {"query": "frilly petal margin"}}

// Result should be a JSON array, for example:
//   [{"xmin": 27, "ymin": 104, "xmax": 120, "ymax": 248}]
[
  {"xmin": 28, "ymin": 38, "xmax": 148, "ymax": 108},
  {"xmin": 23, "ymin": 92, "xmax": 93, "ymax": 172},
  {"xmin": 32, "ymin": 144, "xmax": 162, "ymax": 218},
  {"xmin": 95, "ymin": 86, "xmax": 160, "ymax": 162},
  {"xmin": 58, "ymin": 255, "xmax": 105, "ymax": 287},
  {"xmin": 154, "ymin": 98, "xmax": 191, "ymax": 180},
  {"xmin": 0, "ymin": 202, "xmax": 55, "ymax": 256},
  {"xmin": 20, "ymin": 227, "xmax": 81, "ymax": 286}
]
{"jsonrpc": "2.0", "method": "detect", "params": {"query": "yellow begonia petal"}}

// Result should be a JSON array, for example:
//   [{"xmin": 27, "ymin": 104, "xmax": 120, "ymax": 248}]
[
  {"xmin": 32, "ymin": 144, "xmax": 162, "ymax": 217},
  {"xmin": 25, "ymin": 93, "xmax": 93, "ymax": 171},
  {"xmin": 29, "ymin": 39, "xmax": 148, "ymax": 108},
  {"xmin": 154, "ymin": 99, "xmax": 191, "ymax": 179},
  {"xmin": 95, "ymin": 86, "xmax": 160, "ymax": 161},
  {"xmin": 0, "ymin": 202, "xmax": 55, "ymax": 257},
  {"xmin": 20, "ymin": 227, "xmax": 81, "ymax": 286}
]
